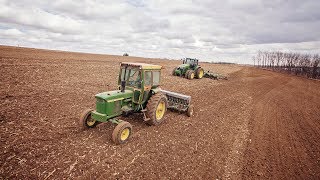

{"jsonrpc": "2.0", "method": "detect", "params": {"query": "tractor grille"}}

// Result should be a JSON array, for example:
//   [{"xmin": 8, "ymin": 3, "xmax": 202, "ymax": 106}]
[{"xmin": 96, "ymin": 98, "xmax": 105, "ymax": 113}]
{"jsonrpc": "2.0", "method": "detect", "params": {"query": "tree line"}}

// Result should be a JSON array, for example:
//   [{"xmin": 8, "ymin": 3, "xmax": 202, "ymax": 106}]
[{"xmin": 252, "ymin": 51, "xmax": 320, "ymax": 79}]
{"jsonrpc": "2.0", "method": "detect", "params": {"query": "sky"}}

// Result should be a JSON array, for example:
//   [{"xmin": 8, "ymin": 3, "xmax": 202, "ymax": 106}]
[{"xmin": 0, "ymin": 0, "xmax": 319, "ymax": 64}]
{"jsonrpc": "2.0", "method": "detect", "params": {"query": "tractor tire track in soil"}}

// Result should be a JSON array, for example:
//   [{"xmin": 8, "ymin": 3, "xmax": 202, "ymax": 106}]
[{"xmin": 0, "ymin": 46, "xmax": 319, "ymax": 179}]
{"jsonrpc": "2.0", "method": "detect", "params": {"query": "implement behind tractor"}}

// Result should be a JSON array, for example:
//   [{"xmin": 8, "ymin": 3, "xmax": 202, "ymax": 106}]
[
  {"xmin": 79, "ymin": 62, "xmax": 193, "ymax": 144},
  {"xmin": 204, "ymin": 71, "xmax": 228, "ymax": 80}
]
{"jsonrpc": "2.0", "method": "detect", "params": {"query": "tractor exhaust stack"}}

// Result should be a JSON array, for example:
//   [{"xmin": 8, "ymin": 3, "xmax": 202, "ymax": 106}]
[{"xmin": 120, "ymin": 81, "xmax": 126, "ymax": 92}]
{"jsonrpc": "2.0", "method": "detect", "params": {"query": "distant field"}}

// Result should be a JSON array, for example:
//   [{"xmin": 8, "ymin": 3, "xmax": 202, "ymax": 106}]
[{"xmin": 0, "ymin": 46, "xmax": 319, "ymax": 179}]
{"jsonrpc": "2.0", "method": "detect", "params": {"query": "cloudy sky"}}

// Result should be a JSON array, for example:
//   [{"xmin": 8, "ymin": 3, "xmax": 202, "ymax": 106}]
[{"xmin": 0, "ymin": 0, "xmax": 319, "ymax": 64}]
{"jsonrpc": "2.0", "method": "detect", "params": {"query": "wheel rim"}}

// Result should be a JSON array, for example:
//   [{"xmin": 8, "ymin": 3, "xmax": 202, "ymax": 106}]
[
  {"xmin": 191, "ymin": 73, "xmax": 194, "ymax": 79},
  {"xmin": 156, "ymin": 101, "xmax": 166, "ymax": 120},
  {"xmin": 120, "ymin": 128, "xmax": 130, "ymax": 141},
  {"xmin": 86, "ymin": 117, "xmax": 96, "ymax": 127},
  {"xmin": 199, "ymin": 69, "xmax": 204, "ymax": 78}
]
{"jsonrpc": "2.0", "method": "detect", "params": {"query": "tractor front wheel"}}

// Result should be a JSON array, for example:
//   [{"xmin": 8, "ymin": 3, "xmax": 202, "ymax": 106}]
[
  {"xmin": 187, "ymin": 104, "xmax": 194, "ymax": 117},
  {"xmin": 196, "ymin": 68, "xmax": 204, "ymax": 79},
  {"xmin": 112, "ymin": 121, "xmax": 132, "ymax": 144},
  {"xmin": 79, "ymin": 109, "xmax": 98, "ymax": 130},
  {"xmin": 185, "ymin": 70, "xmax": 190, "ymax": 78},
  {"xmin": 172, "ymin": 67, "xmax": 177, "ymax": 75},
  {"xmin": 146, "ymin": 93, "xmax": 168, "ymax": 126},
  {"xmin": 187, "ymin": 70, "xmax": 195, "ymax": 80}
]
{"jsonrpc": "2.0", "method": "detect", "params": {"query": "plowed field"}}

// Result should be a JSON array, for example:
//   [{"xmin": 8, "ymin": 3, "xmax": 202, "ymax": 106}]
[{"xmin": 1, "ymin": 46, "xmax": 319, "ymax": 179}]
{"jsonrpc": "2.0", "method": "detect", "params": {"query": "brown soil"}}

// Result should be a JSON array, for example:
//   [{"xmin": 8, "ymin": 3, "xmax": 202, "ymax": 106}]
[{"xmin": 0, "ymin": 46, "xmax": 319, "ymax": 179}]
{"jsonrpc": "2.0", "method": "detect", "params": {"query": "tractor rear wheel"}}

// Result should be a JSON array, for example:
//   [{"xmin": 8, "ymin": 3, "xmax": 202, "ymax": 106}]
[
  {"xmin": 196, "ymin": 68, "xmax": 204, "ymax": 79},
  {"xmin": 187, "ymin": 70, "xmax": 195, "ymax": 80},
  {"xmin": 79, "ymin": 109, "xmax": 98, "ymax": 130},
  {"xmin": 187, "ymin": 104, "xmax": 194, "ymax": 117},
  {"xmin": 146, "ymin": 93, "xmax": 168, "ymax": 126},
  {"xmin": 112, "ymin": 121, "xmax": 132, "ymax": 144}
]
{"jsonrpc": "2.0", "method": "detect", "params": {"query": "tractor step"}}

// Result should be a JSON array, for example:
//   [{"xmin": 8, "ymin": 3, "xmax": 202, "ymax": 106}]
[
  {"xmin": 140, "ymin": 107, "xmax": 150, "ymax": 121},
  {"xmin": 143, "ymin": 117, "xmax": 150, "ymax": 121}
]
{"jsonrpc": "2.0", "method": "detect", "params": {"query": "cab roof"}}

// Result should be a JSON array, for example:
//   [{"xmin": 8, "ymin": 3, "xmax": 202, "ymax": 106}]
[{"xmin": 120, "ymin": 62, "xmax": 162, "ymax": 70}]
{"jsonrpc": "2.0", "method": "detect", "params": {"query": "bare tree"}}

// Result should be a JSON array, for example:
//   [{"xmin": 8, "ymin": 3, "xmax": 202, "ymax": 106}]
[{"xmin": 253, "ymin": 51, "xmax": 320, "ymax": 79}]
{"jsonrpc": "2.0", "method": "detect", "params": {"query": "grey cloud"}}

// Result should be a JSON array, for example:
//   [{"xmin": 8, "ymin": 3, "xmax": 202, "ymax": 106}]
[
  {"xmin": 129, "ymin": 15, "xmax": 170, "ymax": 33},
  {"xmin": 0, "ymin": 2, "xmax": 85, "ymax": 34},
  {"xmin": 0, "ymin": 0, "xmax": 319, "ymax": 64},
  {"xmin": 50, "ymin": 0, "xmax": 133, "ymax": 21}
]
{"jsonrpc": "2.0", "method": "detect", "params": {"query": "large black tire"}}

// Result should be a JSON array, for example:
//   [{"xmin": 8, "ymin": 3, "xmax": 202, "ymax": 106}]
[
  {"xmin": 185, "ymin": 70, "xmax": 190, "ymax": 78},
  {"xmin": 172, "ymin": 67, "xmax": 177, "ymax": 75},
  {"xmin": 195, "ymin": 67, "xmax": 204, "ymax": 79},
  {"xmin": 146, "ymin": 93, "xmax": 168, "ymax": 126},
  {"xmin": 79, "ymin": 109, "xmax": 98, "ymax": 130},
  {"xmin": 112, "ymin": 121, "xmax": 132, "ymax": 144},
  {"xmin": 187, "ymin": 70, "xmax": 195, "ymax": 80},
  {"xmin": 187, "ymin": 104, "xmax": 194, "ymax": 117}
]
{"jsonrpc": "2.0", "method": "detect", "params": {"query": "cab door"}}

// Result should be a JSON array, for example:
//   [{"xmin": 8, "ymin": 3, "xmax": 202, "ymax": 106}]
[
  {"xmin": 141, "ymin": 70, "xmax": 152, "ymax": 103},
  {"xmin": 128, "ymin": 69, "xmax": 142, "ymax": 103}
]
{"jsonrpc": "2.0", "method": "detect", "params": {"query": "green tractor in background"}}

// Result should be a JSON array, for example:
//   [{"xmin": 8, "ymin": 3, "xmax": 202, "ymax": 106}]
[
  {"xmin": 79, "ymin": 62, "xmax": 193, "ymax": 144},
  {"xmin": 172, "ymin": 58, "xmax": 205, "ymax": 80}
]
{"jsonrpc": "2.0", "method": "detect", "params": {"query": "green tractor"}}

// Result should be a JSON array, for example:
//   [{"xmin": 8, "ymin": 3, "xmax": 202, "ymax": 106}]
[
  {"xmin": 79, "ymin": 62, "xmax": 193, "ymax": 144},
  {"xmin": 172, "ymin": 58, "xmax": 205, "ymax": 80}
]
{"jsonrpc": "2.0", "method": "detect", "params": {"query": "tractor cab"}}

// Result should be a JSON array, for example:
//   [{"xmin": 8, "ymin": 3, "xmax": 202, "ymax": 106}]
[
  {"xmin": 118, "ymin": 62, "xmax": 162, "ymax": 105},
  {"xmin": 183, "ymin": 58, "xmax": 199, "ymax": 68}
]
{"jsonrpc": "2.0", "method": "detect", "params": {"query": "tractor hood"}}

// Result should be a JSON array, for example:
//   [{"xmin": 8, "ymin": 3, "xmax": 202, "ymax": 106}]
[
  {"xmin": 95, "ymin": 90, "xmax": 133, "ymax": 101},
  {"xmin": 178, "ymin": 64, "xmax": 189, "ymax": 69}
]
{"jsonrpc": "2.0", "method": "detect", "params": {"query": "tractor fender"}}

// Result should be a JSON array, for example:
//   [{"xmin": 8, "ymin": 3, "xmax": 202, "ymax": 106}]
[{"xmin": 141, "ymin": 88, "xmax": 161, "ymax": 108}]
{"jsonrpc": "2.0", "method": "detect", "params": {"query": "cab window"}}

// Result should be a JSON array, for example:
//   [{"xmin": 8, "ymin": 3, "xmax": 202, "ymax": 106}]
[
  {"xmin": 145, "ymin": 71, "xmax": 152, "ymax": 86},
  {"xmin": 128, "ymin": 69, "xmax": 141, "ymax": 88},
  {"xmin": 153, "ymin": 71, "xmax": 160, "ymax": 86}
]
